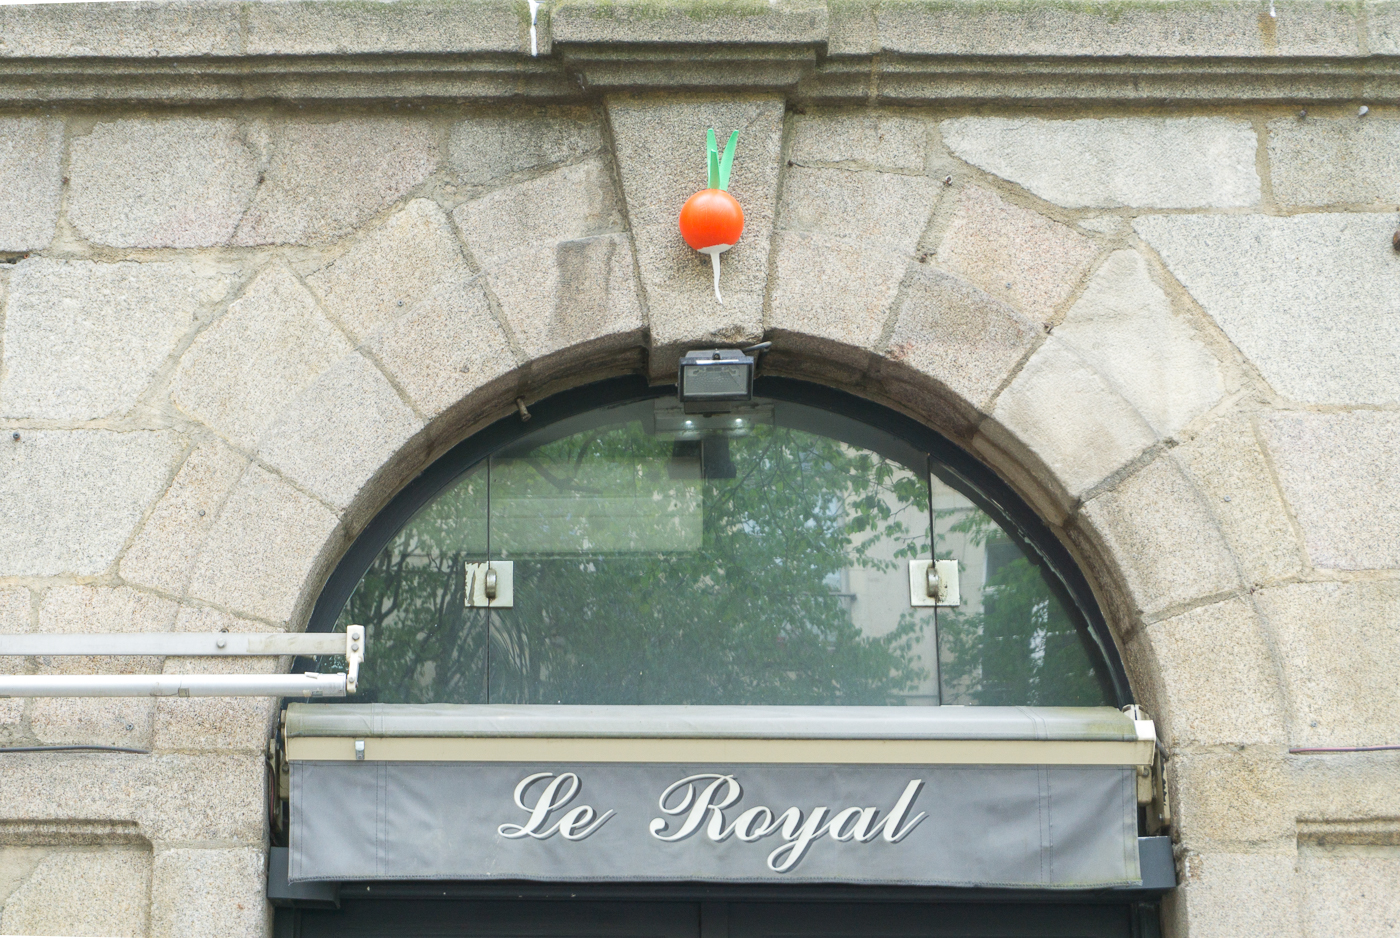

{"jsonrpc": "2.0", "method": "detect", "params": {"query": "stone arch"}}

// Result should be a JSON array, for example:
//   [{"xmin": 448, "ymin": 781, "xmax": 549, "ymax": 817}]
[{"xmin": 118, "ymin": 100, "xmax": 1313, "ymax": 933}]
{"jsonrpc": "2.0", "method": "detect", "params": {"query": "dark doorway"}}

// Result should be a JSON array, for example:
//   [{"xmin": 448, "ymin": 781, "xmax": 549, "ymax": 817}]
[{"xmin": 282, "ymin": 899, "xmax": 1153, "ymax": 938}]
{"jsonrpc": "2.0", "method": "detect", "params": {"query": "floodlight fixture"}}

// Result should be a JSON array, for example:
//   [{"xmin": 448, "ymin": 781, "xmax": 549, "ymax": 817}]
[{"xmin": 678, "ymin": 348, "xmax": 755, "ymax": 413}]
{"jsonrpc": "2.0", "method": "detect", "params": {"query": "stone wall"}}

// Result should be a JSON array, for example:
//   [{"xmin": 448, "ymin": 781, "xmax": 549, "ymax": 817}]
[{"xmin": 0, "ymin": 2, "xmax": 1397, "ymax": 936}]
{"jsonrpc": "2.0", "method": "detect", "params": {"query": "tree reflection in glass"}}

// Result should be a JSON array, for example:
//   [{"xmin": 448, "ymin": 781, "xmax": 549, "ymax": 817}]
[
  {"xmin": 933, "ymin": 508, "xmax": 1114, "ymax": 706},
  {"xmin": 326, "ymin": 398, "xmax": 1113, "ymax": 708}
]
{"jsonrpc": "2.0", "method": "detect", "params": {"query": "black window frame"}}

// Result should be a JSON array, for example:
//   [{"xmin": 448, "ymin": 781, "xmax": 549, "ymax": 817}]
[{"xmin": 299, "ymin": 376, "xmax": 1131, "ymax": 707}]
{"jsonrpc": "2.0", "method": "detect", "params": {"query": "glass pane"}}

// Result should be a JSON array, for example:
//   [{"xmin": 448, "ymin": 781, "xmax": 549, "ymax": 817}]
[
  {"xmin": 331, "ymin": 465, "xmax": 489, "ymax": 704},
  {"xmin": 487, "ymin": 400, "xmax": 936, "ymax": 705},
  {"xmin": 319, "ymin": 392, "xmax": 1115, "ymax": 708},
  {"xmin": 932, "ymin": 481, "xmax": 1113, "ymax": 706}
]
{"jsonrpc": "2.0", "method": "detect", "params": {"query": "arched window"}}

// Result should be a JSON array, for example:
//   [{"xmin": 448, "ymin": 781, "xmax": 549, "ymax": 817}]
[{"xmin": 307, "ymin": 377, "xmax": 1128, "ymax": 708}]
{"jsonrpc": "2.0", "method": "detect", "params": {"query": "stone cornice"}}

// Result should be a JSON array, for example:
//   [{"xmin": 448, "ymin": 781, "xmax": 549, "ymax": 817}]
[{"xmin": 0, "ymin": 0, "xmax": 1397, "ymax": 106}]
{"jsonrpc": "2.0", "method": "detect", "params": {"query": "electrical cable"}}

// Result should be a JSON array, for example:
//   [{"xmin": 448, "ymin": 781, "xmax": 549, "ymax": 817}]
[
  {"xmin": 1288, "ymin": 744, "xmax": 1400, "ymax": 754},
  {"xmin": 0, "ymin": 744, "xmax": 150, "ymax": 754}
]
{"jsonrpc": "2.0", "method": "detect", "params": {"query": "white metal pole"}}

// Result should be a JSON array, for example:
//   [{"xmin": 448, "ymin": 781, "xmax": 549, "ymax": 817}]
[
  {"xmin": 0, "ymin": 672, "xmax": 348, "ymax": 698},
  {"xmin": 0, "ymin": 626, "xmax": 363, "ymax": 697}
]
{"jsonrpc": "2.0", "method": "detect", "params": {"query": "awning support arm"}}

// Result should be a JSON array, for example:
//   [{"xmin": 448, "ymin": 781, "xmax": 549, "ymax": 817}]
[{"xmin": 0, "ymin": 625, "xmax": 364, "ymax": 698}]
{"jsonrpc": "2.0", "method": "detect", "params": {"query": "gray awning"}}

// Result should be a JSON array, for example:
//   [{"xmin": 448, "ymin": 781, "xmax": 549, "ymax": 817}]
[{"xmin": 286, "ymin": 705, "xmax": 1150, "ymax": 889}]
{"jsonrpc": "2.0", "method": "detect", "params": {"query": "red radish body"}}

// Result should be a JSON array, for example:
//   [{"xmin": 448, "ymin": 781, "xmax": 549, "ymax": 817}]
[{"xmin": 679, "ymin": 189, "xmax": 744, "ymax": 251}]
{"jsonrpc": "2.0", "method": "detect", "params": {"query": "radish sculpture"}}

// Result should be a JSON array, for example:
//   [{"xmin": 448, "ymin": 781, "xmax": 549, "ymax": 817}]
[{"xmin": 679, "ymin": 129, "xmax": 744, "ymax": 305}]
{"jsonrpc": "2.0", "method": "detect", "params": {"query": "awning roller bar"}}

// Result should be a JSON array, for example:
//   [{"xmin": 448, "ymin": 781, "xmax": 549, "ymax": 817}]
[
  {"xmin": 0, "ymin": 626, "xmax": 364, "ymax": 697},
  {"xmin": 283, "ymin": 702, "xmax": 1153, "ymax": 742}
]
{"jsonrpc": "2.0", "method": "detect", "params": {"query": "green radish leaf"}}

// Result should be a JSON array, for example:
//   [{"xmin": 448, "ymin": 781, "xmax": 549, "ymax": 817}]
[
  {"xmin": 718, "ymin": 130, "xmax": 739, "ymax": 191},
  {"xmin": 707, "ymin": 128, "xmax": 719, "ymax": 189}
]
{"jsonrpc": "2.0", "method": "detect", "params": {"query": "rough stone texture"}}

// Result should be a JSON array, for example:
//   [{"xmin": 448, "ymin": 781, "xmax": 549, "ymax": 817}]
[
  {"xmin": 1169, "ymin": 750, "xmax": 1295, "ymax": 850},
  {"xmin": 1262, "ymin": 411, "xmax": 1400, "ymax": 570},
  {"xmin": 779, "ymin": 165, "xmax": 940, "ymax": 255},
  {"xmin": 451, "ymin": 158, "xmax": 642, "ymax": 365},
  {"xmin": 152, "ymin": 607, "xmax": 280, "ymax": 753},
  {"xmin": 1255, "ymin": 581, "xmax": 1400, "ymax": 748},
  {"xmin": 257, "ymin": 352, "xmax": 423, "ymax": 511},
  {"xmin": 790, "ymin": 112, "xmax": 929, "ymax": 170},
  {"xmin": 0, "ymin": 430, "xmax": 183, "ymax": 577},
  {"xmin": 552, "ymin": 0, "xmax": 827, "ymax": 45},
  {"xmin": 1169, "ymin": 852, "xmax": 1299, "ymax": 938},
  {"xmin": 1291, "ymin": 754, "xmax": 1400, "ymax": 829},
  {"xmin": 232, "ymin": 119, "xmax": 437, "ymax": 245},
  {"xmin": 942, "ymin": 117, "xmax": 1260, "ymax": 209},
  {"xmin": 1053, "ymin": 250, "xmax": 1224, "ymax": 438},
  {"xmin": 607, "ymin": 96, "xmax": 785, "ymax": 361},
  {"xmin": 29, "ymin": 697, "xmax": 155, "ymax": 750},
  {"xmin": 1135, "ymin": 212, "xmax": 1400, "ymax": 405},
  {"xmin": 0, "ymin": 590, "xmax": 29, "ymax": 735},
  {"xmin": 68, "ymin": 118, "xmax": 259, "ymax": 248},
  {"xmin": 24, "ymin": 586, "xmax": 176, "ymax": 748},
  {"xmin": 883, "ymin": 264, "xmax": 1040, "ymax": 409},
  {"xmin": 1, "ymin": 258, "xmax": 235, "ymax": 420},
  {"xmin": 448, "ymin": 110, "xmax": 603, "ymax": 185},
  {"xmin": 0, "ymin": 2, "xmax": 243, "ymax": 57},
  {"xmin": 155, "ymin": 661, "xmax": 279, "ymax": 754},
  {"xmin": 486, "ymin": 234, "xmax": 645, "ymax": 361},
  {"xmin": 1367, "ymin": 3, "xmax": 1400, "ymax": 55},
  {"xmin": 119, "ymin": 437, "xmax": 249, "ymax": 596},
  {"xmin": 933, "ymin": 186, "xmax": 1097, "ymax": 323},
  {"xmin": 1173, "ymin": 413, "xmax": 1305, "ymax": 586},
  {"xmin": 768, "ymin": 231, "xmax": 907, "ymax": 356},
  {"xmin": 150, "ymin": 848, "xmax": 266, "ymax": 938},
  {"xmin": 985, "ymin": 337, "xmax": 1157, "ymax": 505},
  {"xmin": 306, "ymin": 198, "xmax": 472, "ymax": 343},
  {"xmin": 0, "ymin": 117, "xmax": 63, "ymax": 252},
  {"xmin": 1299, "ymin": 845, "xmax": 1400, "ymax": 938},
  {"xmin": 154, "ymin": 693, "xmax": 277, "ymax": 755},
  {"xmin": 1078, "ymin": 454, "xmax": 1241, "ymax": 617},
  {"xmin": 877, "ymin": 1, "xmax": 1358, "ymax": 57},
  {"xmin": 243, "ymin": 0, "xmax": 528, "ymax": 55},
  {"xmin": 454, "ymin": 158, "xmax": 624, "ymax": 266},
  {"xmin": 1130, "ymin": 598, "xmax": 1285, "ymax": 747},
  {"xmin": 186, "ymin": 464, "xmax": 341, "ymax": 624},
  {"xmin": 1268, "ymin": 117, "xmax": 1400, "ymax": 207},
  {"xmin": 172, "ymin": 261, "xmax": 352, "ymax": 450},
  {"xmin": 36, "ymin": 585, "xmax": 177, "ymax": 675},
  {"xmin": 0, "ymin": 753, "xmax": 264, "ymax": 844},
  {"xmin": 0, "ymin": 845, "xmax": 151, "ymax": 938},
  {"xmin": 369, "ymin": 276, "xmax": 518, "ymax": 420},
  {"xmin": 0, "ymin": 588, "xmax": 28, "ymax": 672}
]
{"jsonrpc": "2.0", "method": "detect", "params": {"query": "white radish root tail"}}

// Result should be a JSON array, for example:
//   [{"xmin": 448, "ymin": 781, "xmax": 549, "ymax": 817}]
[{"xmin": 699, "ymin": 244, "xmax": 734, "ymax": 305}]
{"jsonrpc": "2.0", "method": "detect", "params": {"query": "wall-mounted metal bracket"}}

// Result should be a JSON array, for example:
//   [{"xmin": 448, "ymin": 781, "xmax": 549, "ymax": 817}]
[
  {"xmin": 465, "ymin": 561, "xmax": 514, "ymax": 608},
  {"xmin": 344, "ymin": 624, "xmax": 364, "ymax": 694},
  {"xmin": 0, "ymin": 626, "xmax": 366, "ymax": 698},
  {"xmin": 1123, "ymin": 704, "xmax": 1171, "ymax": 834},
  {"xmin": 909, "ymin": 559, "xmax": 960, "ymax": 607}
]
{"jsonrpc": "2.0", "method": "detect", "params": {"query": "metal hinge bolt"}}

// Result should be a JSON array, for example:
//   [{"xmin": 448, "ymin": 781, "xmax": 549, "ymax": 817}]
[{"xmin": 926, "ymin": 565, "xmax": 943, "ymax": 601}]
